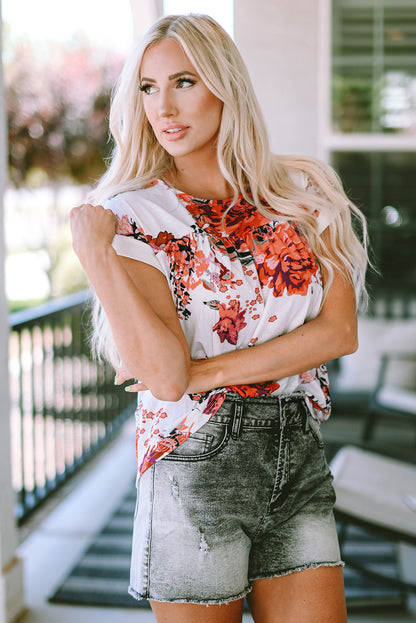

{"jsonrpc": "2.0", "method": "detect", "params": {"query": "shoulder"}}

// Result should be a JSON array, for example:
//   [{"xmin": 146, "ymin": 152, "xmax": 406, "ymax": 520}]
[
  {"xmin": 104, "ymin": 180, "xmax": 177, "ymax": 215},
  {"xmin": 103, "ymin": 181, "xmax": 181, "ymax": 236}
]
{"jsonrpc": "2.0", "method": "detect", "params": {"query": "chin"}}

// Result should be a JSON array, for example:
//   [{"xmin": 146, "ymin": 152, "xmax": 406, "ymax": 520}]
[{"xmin": 163, "ymin": 144, "xmax": 194, "ymax": 158}]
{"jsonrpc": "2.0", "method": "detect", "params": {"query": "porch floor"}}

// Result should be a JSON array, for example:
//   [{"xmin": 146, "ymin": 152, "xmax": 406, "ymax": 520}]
[{"xmin": 16, "ymin": 411, "xmax": 416, "ymax": 623}]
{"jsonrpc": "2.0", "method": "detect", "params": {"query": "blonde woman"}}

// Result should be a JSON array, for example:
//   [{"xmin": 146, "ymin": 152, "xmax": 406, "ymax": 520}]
[{"xmin": 70, "ymin": 13, "xmax": 367, "ymax": 623}]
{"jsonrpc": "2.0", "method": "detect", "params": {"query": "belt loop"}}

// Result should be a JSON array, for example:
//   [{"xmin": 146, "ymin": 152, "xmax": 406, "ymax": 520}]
[{"xmin": 231, "ymin": 399, "xmax": 244, "ymax": 440}]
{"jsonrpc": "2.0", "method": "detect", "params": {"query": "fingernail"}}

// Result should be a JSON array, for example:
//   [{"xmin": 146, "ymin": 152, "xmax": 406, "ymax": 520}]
[
  {"xmin": 114, "ymin": 376, "xmax": 119, "ymax": 385},
  {"xmin": 124, "ymin": 386, "xmax": 131, "ymax": 392}
]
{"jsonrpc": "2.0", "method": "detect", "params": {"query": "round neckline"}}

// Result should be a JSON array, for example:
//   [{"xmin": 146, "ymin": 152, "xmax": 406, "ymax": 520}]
[{"xmin": 156, "ymin": 178, "xmax": 242, "ymax": 205}]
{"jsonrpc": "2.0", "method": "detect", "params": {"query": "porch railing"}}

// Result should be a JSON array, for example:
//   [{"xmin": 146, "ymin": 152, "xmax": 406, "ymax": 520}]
[{"xmin": 9, "ymin": 290, "xmax": 135, "ymax": 524}]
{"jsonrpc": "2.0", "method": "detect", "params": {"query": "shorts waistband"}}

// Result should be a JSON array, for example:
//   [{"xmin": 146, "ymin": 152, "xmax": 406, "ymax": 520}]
[
  {"xmin": 223, "ymin": 392, "xmax": 305, "ymax": 405},
  {"xmin": 209, "ymin": 393, "xmax": 309, "ymax": 431}
]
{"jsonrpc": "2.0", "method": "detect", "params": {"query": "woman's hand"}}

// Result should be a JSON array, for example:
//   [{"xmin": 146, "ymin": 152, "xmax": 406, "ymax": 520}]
[
  {"xmin": 70, "ymin": 203, "xmax": 118, "ymax": 267},
  {"xmin": 114, "ymin": 359, "xmax": 219, "ymax": 396},
  {"xmin": 114, "ymin": 364, "xmax": 149, "ymax": 393}
]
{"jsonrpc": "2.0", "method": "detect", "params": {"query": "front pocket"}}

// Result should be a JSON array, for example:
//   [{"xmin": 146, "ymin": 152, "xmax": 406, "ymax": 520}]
[
  {"xmin": 307, "ymin": 413, "xmax": 324, "ymax": 449},
  {"xmin": 163, "ymin": 421, "xmax": 229, "ymax": 462}
]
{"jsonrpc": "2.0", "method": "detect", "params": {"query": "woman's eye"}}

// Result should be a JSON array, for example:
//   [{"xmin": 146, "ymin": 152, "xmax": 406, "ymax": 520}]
[
  {"xmin": 177, "ymin": 78, "xmax": 195, "ymax": 88},
  {"xmin": 139, "ymin": 83, "xmax": 156, "ymax": 94}
]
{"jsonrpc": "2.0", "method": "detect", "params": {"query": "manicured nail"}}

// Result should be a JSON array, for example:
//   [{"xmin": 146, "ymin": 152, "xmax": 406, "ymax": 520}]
[
  {"xmin": 114, "ymin": 376, "xmax": 119, "ymax": 385},
  {"xmin": 124, "ymin": 386, "xmax": 131, "ymax": 392}
]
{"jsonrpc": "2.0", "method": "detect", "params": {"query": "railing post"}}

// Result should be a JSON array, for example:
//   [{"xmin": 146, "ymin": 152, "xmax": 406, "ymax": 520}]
[
  {"xmin": 9, "ymin": 290, "xmax": 136, "ymax": 523},
  {"xmin": 0, "ymin": 3, "xmax": 25, "ymax": 619}
]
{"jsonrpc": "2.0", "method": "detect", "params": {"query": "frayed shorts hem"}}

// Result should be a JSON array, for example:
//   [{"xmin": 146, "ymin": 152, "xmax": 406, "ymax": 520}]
[
  {"xmin": 128, "ymin": 584, "xmax": 252, "ymax": 606},
  {"xmin": 127, "ymin": 562, "xmax": 344, "ymax": 605},
  {"xmin": 249, "ymin": 559, "xmax": 345, "ymax": 583}
]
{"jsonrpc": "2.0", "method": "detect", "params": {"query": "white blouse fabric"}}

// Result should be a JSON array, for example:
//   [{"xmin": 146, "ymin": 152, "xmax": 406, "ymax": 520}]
[{"xmin": 105, "ymin": 178, "xmax": 333, "ymax": 478}]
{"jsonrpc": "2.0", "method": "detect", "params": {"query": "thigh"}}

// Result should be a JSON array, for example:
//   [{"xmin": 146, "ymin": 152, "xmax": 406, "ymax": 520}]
[
  {"xmin": 150, "ymin": 598, "xmax": 244, "ymax": 623},
  {"xmin": 248, "ymin": 566, "xmax": 347, "ymax": 623}
]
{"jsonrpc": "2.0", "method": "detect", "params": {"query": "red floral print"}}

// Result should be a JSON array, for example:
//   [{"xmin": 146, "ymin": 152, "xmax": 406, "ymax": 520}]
[
  {"xmin": 300, "ymin": 370, "xmax": 315, "ymax": 383},
  {"xmin": 203, "ymin": 392, "xmax": 227, "ymax": 415},
  {"xmin": 227, "ymin": 381, "xmax": 281, "ymax": 397},
  {"xmin": 116, "ymin": 214, "xmax": 134, "ymax": 235},
  {"xmin": 207, "ymin": 299, "xmax": 247, "ymax": 345},
  {"xmin": 149, "ymin": 230, "xmax": 175, "ymax": 250},
  {"xmin": 254, "ymin": 223, "xmax": 318, "ymax": 297}
]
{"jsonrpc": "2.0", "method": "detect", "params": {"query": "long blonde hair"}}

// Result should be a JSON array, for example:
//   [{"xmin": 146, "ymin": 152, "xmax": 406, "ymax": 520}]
[{"xmin": 89, "ymin": 13, "xmax": 369, "ymax": 365}]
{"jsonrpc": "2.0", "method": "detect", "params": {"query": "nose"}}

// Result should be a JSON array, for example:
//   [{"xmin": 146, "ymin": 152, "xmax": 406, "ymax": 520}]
[{"xmin": 158, "ymin": 88, "xmax": 178, "ymax": 118}]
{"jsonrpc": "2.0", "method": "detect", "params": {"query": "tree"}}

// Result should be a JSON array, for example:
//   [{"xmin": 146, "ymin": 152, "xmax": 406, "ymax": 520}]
[{"xmin": 5, "ymin": 35, "xmax": 124, "ymax": 186}]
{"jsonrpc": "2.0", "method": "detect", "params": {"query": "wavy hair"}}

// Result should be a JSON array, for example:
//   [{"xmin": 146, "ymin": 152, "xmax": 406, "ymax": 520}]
[{"xmin": 89, "ymin": 13, "xmax": 369, "ymax": 365}]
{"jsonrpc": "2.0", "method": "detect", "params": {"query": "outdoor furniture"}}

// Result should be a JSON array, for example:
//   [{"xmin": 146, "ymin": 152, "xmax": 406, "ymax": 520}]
[
  {"xmin": 362, "ymin": 352, "xmax": 416, "ymax": 443},
  {"xmin": 330, "ymin": 445, "xmax": 416, "ymax": 593}
]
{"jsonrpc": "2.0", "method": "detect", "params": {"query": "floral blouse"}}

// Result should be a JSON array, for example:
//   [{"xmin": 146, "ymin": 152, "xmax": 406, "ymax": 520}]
[{"xmin": 105, "ymin": 177, "xmax": 334, "ymax": 478}]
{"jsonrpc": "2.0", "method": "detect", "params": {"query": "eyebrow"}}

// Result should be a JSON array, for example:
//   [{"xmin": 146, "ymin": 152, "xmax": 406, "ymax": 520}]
[{"xmin": 140, "ymin": 70, "xmax": 198, "ymax": 83}]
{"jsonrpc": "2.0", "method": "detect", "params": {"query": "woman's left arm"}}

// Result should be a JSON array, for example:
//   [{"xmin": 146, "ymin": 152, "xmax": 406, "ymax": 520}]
[
  {"xmin": 186, "ymin": 230, "xmax": 358, "ymax": 394},
  {"xmin": 119, "ymin": 230, "xmax": 358, "ymax": 394}
]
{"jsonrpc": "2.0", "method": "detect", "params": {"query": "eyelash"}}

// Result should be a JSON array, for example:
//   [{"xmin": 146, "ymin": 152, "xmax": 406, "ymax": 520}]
[
  {"xmin": 177, "ymin": 78, "xmax": 195, "ymax": 88},
  {"xmin": 139, "ymin": 84, "xmax": 155, "ymax": 94},
  {"xmin": 139, "ymin": 77, "xmax": 196, "ymax": 94}
]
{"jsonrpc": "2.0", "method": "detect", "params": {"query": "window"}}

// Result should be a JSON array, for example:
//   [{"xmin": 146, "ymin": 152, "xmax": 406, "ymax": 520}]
[
  {"xmin": 331, "ymin": 0, "xmax": 416, "ymax": 301},
  {"xmin": 332, "ymin": 0, "xmax": 416, "ymax": 134},
  {"xmin": 332, "ymin": 151, "xmax": 416, "ymax": 295}
]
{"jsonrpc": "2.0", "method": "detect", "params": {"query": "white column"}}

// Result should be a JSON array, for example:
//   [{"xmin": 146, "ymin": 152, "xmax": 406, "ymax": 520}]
[
  {"xmin": 0, "ymin": 3, "xmax": 25, "ymax": 621},
  {"xmin": 129, "ymin": 0, "xmax": 163, "ymax": 41},
  {"xmin": 234, "ymin": 0, "xmax": 331, "ymax": 160}
]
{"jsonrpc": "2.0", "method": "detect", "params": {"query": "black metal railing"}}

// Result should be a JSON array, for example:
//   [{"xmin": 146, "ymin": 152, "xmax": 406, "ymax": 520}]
[{"xmin": 9, "ymin": 290, "xmax": 135, "ymax": 523}]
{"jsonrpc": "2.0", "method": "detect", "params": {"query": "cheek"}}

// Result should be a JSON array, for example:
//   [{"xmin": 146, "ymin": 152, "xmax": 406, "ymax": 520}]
[
  {"xmin": 142, "ymin": 100, "xmax": 156, "ymax": 128},
  {"xmin": 197, "ymin": 88, "xmax": 221, "ymax": 113},
  {"xmin": 201, "ymin": 95, "xmax": 222, "ymax": 127}
]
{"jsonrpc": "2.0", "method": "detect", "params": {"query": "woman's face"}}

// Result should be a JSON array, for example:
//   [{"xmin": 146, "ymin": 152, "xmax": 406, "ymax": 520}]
[{"xmin": 140, "ymin": 39, "xmax": 223, "ymax": 164}]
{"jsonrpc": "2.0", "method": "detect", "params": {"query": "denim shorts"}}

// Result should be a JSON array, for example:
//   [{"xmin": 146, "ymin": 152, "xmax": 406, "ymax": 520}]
[{"xmin": 128, "ymin": 394, "xmax": 342, "ymax": 605}]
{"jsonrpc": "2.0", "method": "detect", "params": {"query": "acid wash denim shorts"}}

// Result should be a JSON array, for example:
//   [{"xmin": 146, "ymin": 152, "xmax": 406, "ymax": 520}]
[{"xmin": 128, "ymin": 394, "xmax": 342, "ymax": 605}]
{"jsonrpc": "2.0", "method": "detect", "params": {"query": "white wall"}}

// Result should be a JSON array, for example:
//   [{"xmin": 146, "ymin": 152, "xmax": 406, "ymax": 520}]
[
  {"xmin": 0, "ymin": 2, "xmax": 25, "ymax": 620},
  {"xmin": 234, "ymin": 0, "xmax": 330, "ymax": 159},
  {"xmin": 129, "ymin": 0, "xmax": 163, "ymax": 41}
]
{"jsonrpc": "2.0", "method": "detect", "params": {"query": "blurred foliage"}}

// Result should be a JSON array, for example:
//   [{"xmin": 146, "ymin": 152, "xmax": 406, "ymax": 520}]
[
  {"xmin": 4, "ymin": 33, "xmax": 124, "ymax": 187},
  {"xmin": 48, "ymin": 223, "xmax": 89, "ymax": 297},
  {"xmin": 3, "ymin": 33, "xmax": 125, "ymax": 305},
  {"xmin": 332, "ymin": 75, "xmax": 374, "ymax": 133}
]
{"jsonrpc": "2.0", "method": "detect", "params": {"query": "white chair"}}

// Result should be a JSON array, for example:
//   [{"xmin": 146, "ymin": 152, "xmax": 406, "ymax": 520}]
[
  {"xmin": 331, "ymin": 445, "xmax": 416, "ymax": 594},
  {"xmin": 362, "ymin": 352, "xmax": 416, "ymax": 443}
]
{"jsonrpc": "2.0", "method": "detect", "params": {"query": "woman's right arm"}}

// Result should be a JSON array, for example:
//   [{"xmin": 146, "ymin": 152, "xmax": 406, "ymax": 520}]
[{"xmin": 70, "ymin": 203, "xmax": 190, "ymax": 401}]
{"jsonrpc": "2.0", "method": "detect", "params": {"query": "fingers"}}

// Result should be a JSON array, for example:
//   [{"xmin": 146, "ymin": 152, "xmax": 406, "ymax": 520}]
[
  {"xmin": 70, "ymin": 203, "xmax": 118, "ymax": 258},
  {"xmin": 114, "ymin": 364, "xmax": 134, "ymax": 385},
  {"xmin": 124, "ymin": 382, "xmax": 148, "ymax": 393},
  {"xmin": 114, "ymin": 366, "xmax": 148, "ymax": 393}
]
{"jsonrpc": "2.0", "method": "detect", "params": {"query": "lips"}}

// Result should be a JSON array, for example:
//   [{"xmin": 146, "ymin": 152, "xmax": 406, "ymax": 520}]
[{"xmin": 162, "ymin": 124, "xmax": 189, "ymax": 141}]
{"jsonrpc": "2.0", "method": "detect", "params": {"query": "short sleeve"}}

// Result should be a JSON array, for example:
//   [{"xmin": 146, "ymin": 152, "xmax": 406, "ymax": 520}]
[
  {"xmin": 104, "ymin": 195, "xmax": 166, "ymax": 275},
  {"xmin": 301, "ymin": 172, "xmax": 335, "ymax": 234}
]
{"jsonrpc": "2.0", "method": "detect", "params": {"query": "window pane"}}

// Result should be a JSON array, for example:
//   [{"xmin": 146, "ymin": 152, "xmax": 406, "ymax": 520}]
[
  {"xmin": 332, "ymin": 151, "xmax": 416, "ymax": 296},
  {"xmin": 332, "ymin": 0, "xmax": 416, "ymax": 133}
]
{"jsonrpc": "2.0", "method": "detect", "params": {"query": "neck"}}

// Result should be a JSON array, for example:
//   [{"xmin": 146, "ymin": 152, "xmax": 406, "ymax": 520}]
[{"xmin": 166, "ymin": 157, "xmax": 233, "ymax": 200}]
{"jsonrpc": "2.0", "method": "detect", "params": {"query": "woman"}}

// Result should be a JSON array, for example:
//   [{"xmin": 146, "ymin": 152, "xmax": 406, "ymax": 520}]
[{"xmin": 70, "ymin": 13, "xmax": 368, "ymax": 623}]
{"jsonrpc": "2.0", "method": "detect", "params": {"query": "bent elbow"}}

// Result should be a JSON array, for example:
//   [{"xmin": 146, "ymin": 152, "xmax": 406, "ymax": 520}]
[
  {"xmin": 151, "ymin": 381, "xmax": 188, "ymax": 403},
  {"xmin": 338, "ymin": 325, "xmax": 359, "ymax": 357},
  {"xmin": 150, "ymin": 368, "xmax": 190, "ymax": 403}
]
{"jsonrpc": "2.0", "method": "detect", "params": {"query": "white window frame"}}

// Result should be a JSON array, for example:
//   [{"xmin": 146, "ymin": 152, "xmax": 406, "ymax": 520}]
[{"xmin": 320, "ymin": 0, "xmax": 416, "ymax": 161}]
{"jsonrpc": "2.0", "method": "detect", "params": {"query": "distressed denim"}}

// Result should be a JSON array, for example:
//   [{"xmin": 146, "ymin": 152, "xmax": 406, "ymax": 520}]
[{"xmin": 129, "ymin": 394, "xmax": 342, "ymax": 605}]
